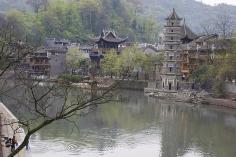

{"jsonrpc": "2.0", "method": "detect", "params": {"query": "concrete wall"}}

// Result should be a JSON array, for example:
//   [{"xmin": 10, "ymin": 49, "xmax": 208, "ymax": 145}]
[{"xmin": 50, "ymin": 53, "xmax": 66, "ymax": 78}]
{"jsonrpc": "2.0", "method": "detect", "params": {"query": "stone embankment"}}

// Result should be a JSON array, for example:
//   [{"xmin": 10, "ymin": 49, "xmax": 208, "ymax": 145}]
[
  {"xmin": 144, "ymin": 88, "xmax": 206, "ymax": 102},
  {"xmin": 145, "ymin": 88, "xmax": 236, "ymax": 109},
  {"xmin": 73, "ymin": 77, "xmax": 116, "ymax": 89},
  {"xmin": 0, "ymin": 102, "xmax": 28, "ymax": 157}
]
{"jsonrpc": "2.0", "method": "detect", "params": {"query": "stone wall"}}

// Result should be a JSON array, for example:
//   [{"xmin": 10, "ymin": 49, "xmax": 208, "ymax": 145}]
[
  {"xmin": 50, "ymin": 53, "xmax": 66, "ymax": 78},
  {"xmin": 115, "ymin": 80, "xmax": 148, "ymax": 90}
]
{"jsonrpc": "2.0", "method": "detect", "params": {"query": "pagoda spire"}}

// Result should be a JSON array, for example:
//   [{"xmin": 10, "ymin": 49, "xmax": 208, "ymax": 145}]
[{"xmin": 165, "ymin": 8, "xmax": 182, "ymax": 20}]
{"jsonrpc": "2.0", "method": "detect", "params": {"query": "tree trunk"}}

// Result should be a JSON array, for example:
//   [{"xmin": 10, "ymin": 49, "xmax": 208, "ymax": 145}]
[{"xmin": 8, "ymin": 120, "xmax": 54, "ymax": 157}]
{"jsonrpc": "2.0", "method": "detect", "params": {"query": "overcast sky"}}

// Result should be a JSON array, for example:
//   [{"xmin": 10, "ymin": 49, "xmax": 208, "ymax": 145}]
[{"xmin": 196, "ymin": 0, "xmax": 236, "ymax": 6}]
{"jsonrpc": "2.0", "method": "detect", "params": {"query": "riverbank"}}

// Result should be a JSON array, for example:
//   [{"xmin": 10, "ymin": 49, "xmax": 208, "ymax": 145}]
[
  {"xmin": 144, "ymin": 88, "xmax": 236, "ymax": 110},
  {"xmin": 202, "ymin": 97, "xmax": 236, "ymax": 109},
  {"xmin": 71, "ymin": 79, "xmax": 148, "ymax": 90},
  {"xmin": 0, "ymin": 102, "xmax": 27, "ymax": 157}
]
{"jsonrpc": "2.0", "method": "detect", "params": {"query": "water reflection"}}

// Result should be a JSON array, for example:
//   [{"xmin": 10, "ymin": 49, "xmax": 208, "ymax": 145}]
[{"xmin": 5, "ymin": 90, "xmax": 236, "ymax": 157}]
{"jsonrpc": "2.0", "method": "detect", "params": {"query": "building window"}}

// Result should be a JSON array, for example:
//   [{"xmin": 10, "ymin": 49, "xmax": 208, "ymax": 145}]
[
  {"xmin": 172, "ymin": 22, "xmax": 174, "ymax": 26},
  {"xmin": 170, "ymin": 56, "xmax": 173, "ymax": 60},
  {"xmin": 171, "ymin": 29, "xmax": 173, "ymax": 32},
  {"xmin": 169, "ymin": 67, "xmax": 172, "ymax": 72},
  {"xmin": 171, "ymin": 37, "xmax": 173, "ymax": 40},
  {"xmin": 170, "ymin": 45, "xmax": 173, "ymax": 49}
]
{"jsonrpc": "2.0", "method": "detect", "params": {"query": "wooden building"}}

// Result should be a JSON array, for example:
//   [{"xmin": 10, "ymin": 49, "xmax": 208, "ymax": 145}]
[
  {"xmin": 180, "ymin": 34, "xmax": 219, "ymax": 79},
  {"xmin": 28, "ymin": 48, "xmax": 50, "ymax": 79}
]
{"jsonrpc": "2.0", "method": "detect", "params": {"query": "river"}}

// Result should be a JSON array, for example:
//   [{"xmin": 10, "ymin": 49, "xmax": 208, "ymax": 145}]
[
  {"xmin": 3, "ymin": 89, "xmax": 236, "ymax": 157},
  {"xmin": 16, "ymin": 90, "xmax": 234, "ymax": 157}
]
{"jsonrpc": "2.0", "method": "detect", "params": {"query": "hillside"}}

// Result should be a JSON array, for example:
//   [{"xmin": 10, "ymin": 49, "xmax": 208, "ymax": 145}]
[
  {"xmin": 0, "ymin": 0, "xmax": 30, "ymax": 13},
  {"xmin": 0, "ymin": 0, "xmax": 235, "ymax": 41},
  {"xmin": 130, "ymin": 0, "xmax": 236, "ymax": 32},
  {"xmin": 1, "ymin": 0, "xmax": 236, "ymax": 30}
]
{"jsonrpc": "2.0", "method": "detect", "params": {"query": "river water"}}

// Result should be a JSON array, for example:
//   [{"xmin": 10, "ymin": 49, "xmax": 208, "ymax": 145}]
[{"xmin": 8, "ymin": 90, "xmax": 236, "ymax": 157}]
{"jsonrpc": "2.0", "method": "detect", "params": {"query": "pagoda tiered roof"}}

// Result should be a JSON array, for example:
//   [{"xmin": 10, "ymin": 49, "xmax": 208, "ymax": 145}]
[{"xmin": 165, "ymin": 8, "xmax": 182, "ymax": 20}]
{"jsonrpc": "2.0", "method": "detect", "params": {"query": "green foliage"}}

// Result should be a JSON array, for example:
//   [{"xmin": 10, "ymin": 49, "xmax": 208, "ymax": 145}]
[
  {"xmin": 66, "ymin": 47, "xmax": 88, "ymax": 71},
  {"xmin": 193, "ymin": 39, "xmax": 236, "ymax": 97},
  {"xmin": 101, "ymin": 49, "xmax": 118, "ymax": 77},
  {"xmin": 0, "ymin": 10, "xmax": 29, "ymax": 41},
  {"xmin": 212, "ymin": 80, "xmax": 225, "ymax": 98},
  {"xmin": 2, "ymin": 0, "xmax": 160, "ymax": 46},
  {"xmin": 101, "ymin": 46, "xmax": 163, "ymax": 79},
  {"xmin": 58, "ymin": 74, "xmax": 82, "ymax": 83},
  {"xmin": 192, "ymin": 65, "xmax": 212, "ymax": 88}
]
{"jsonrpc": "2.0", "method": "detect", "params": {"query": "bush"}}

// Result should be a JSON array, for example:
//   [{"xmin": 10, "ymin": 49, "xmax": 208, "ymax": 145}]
[
  {"xmin": 59, "ymin": 74, "xmax": 82, "ymax": 83},
  {"xmin": 212, "ymin": 80, "xmax": 225, "ymax": 98}
]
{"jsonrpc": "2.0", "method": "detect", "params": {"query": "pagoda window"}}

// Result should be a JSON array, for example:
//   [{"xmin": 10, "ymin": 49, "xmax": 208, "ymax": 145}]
[
  {"xmin": 169, "ymin": 67, "xmax": 173, "ymax": 72},
  {"xmin": 170, "ymin": 45, "xmax": 173, "ymax": 49},
  {"xmin": 171, "ymin": 37, "xmax": 173, "ymax": 40},
  {"xmin": 171, "ymin": 29, "xmax": 173, "ymax": 32},
  {"xmin": 172, "ymin": 22, "xmax": 174, "ymax": 26}
]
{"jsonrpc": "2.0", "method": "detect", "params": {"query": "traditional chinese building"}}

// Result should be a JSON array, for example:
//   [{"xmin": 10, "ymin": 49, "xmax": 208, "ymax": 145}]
[
  {"xmin": 91, "ymin": 30, "xmax": 128, "ymax": 52},
  {"xmin": 89, "ymin": 29, "xmax": 128, "ymax": 70},
  {"xmin": 28, "ymin": 48, "xmax": 50, "ymax": 79},
  {"xmin": 161, "ymin": 8, "xmax": 183, "ymax": 91},
  {"xmin": 159, "ymin": 8, "xmax": 220, "ymax": 91},
  {"xmin": 180, "ymin": 34, "xmax": 218, "ymax": 79}
]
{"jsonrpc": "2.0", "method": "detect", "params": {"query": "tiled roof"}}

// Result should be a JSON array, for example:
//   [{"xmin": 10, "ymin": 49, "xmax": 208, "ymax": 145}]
[
  {"xmin": 90, "ymin": 30, "xmax": 128, "ymax": 43},
  {"xmin": 180, "ymin": 20, "xmax": 198, "ymax": 40}
]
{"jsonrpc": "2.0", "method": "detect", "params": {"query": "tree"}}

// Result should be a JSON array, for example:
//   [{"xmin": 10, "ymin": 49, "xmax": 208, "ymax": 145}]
[
  {"xmin": 27, "ymin": 0, "xmax": 48, "ymax": 13},
  {"xmin": 0, "ymin": 11, "xmax": 29, "ymax": 42},
  {"xmin": 214, "ymin": 12, "xmax": 234, "ymax": 39},
  {"xmin": 78, "ymin": 0, "xmax": 102, "ymax": 32},
  {"xmin": 192, "ymin": 39, "xmax": 236, "ymax": 95},
  {"xmin": 200, "ymin": 20, "xmax": 216, "ymax": 35},
  {"xmin": 101, "ymin": 46, "xmax": 163, "ymax": 79},
  {"xmin": 66, "ymin": 47, "xmax": 88, "ymax": 74},
  {"xmin": 101, "ymin": 49, "xmax": 118, "ymax": 78},
  {"xmin": 0, "ymin": 16, "xmax": 114, "ymax": 157}
]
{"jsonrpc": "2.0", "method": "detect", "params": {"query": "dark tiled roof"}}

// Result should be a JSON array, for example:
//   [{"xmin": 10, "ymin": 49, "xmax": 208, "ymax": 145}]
[
  {"xmin": 194, "ymin": 34, "xmax": 218, "ymax": 42},
  {"xmin": 165, "ymin": 8, "xmax": 182, "ymax": 20},
  {"xmin": 90, "ymin": 30, "xmax": 128, "ymax": 44},
  {"xmin": 180, "ymin": 22, "xmax": 198, "ymax": 40},
  {"xmin": 142, "ymin": 45, "xmax": 158, "ymax": 53}
]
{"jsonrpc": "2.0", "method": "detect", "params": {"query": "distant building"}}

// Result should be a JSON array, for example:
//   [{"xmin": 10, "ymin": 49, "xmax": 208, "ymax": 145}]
[
  {"xmin": 45, "ymin": 38, "xmax": 70, "ymax": 78},
  {"xmin": 78, "ymin": 44, "xmax": 93, "ymax": 54},
  {"xmin": 159, "ymin": 8, "xmax": 220, "ymax": 91},
  {"xmin": 26, "ymin": 38, "xmax": 70, "ymax": 79},
  {"xmin": 28, "ymin": 48, "xmax": 50, "ymax": 79},
  {"xmin": 161, "ymin": 8, "xmax": 184, "ymax": 91},
  {"xmin": 180, "ymin": 34, "xmax": 219, "ymax": 78},
  {"xmin": 90, "ymin": 29, "xmax": 128, "ymax": 70},
  {"xmin": 141, "ymin": 44, "xmax": 160, "ymax": 55}
]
